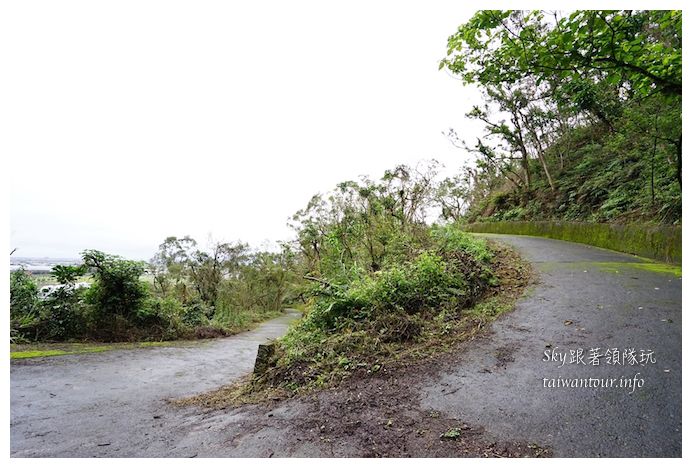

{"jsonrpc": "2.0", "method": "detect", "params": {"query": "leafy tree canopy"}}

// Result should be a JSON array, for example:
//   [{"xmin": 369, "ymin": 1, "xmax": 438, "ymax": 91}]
[{"xmin": 442, "ymin": 10, "xmax": 682, "ymax": 97}]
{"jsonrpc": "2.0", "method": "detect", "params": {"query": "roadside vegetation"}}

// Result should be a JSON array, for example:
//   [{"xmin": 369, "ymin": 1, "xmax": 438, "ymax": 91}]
[
  {"xmin": 10, "ymin": 340, "xmax": 202, "ymax": 360},
  {"xmin": 439, "ymin": 10, "xmax": 681, "ymax": 225},
  {"xmin": 10, "ymin": 241, "xmax": 295, "ymax": 344},
  {"xmin": 177, "ymin": 168, "xmax": 532, "ymax": 407}
]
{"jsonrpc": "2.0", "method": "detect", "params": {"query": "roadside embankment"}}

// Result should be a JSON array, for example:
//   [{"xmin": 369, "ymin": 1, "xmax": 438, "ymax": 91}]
[{"xmin": 464, "ymin": 221, "xmax": 681, "ymax": 264}]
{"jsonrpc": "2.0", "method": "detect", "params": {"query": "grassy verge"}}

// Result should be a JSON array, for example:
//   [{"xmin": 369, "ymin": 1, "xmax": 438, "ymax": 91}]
[
  {"xmin": 10, "ymin": 308, "xmax": 285, "ymax": 360},
  {"xmin": 176, "ymin": 240, "xmax": 533, "ymax": 409},
  {"xmin": 568, "ymin": 261, "xmax": 681, "ymax": 278},
  {"xmin": 10, "ymin": 339, "xmax": 212, "ymax": 359},
  {"xmin": 464, "ymin": 221, "xmax": 681, "ymax": 265}
]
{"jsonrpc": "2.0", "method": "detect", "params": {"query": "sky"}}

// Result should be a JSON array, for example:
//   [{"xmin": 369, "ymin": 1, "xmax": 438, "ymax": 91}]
[{"xmin": 5, "ymin": 1, "xmax": 487, "ymax": 260}]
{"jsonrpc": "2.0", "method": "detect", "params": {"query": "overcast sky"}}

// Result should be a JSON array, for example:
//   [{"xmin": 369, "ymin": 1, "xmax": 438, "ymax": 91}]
[{"xmin": 6, "ymin": 1, "xmax": 485, "ymax": 260}]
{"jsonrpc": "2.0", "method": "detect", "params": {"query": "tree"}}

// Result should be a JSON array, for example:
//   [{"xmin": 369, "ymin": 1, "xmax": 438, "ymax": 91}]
[
  {"xmin": 448, "ymin": 80, "xmax": 566, "ymax": 192},
  {"xmin": 187, "ymin": 240, "xmax": 249, "ymax": 306},
  {"xmin": 290, "ymin": 163, "xmax": 440, "ymax": 280},
  {"xmin": 152, "ymin": 236, "xmax": 249, "ymax": 306},
  {"xmin": 43, "ymin": 264, "xmax": 89, "ymax": 340},
  {"xmin": 442, "ymin": 9, "xmax": 682, "ymax": 203},
  {"xmin": 442, "ymin": 10, "xmax": 681, "ymax": 97},
  {"xmin": 434, "ymin": 171, "xmax": 472, "ymax": 222}
]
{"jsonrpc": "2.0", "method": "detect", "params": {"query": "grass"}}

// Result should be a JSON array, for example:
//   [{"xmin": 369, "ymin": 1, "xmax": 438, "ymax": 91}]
[
  {"xmin": 11, "ymin": 350, "xmax": 70, "ymax": 359},
  {"xmin": 10, "ymin": 340, "xmax": 206, "ymax": 360},
  {"xmin": 536, "ymin": 260, "xmax": 682, "ymax": 278},
  {"xmin": 591, "ymin": 262, "xmax": 682, "ymax": 278}
]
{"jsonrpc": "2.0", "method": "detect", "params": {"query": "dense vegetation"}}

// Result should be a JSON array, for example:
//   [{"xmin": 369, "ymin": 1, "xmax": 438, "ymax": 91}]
[
  {"xmin": 10, "ymin": 240, "xmax": 295, "ymax": 343},
  {"xmin": 258, "ymin": 223, "xmax": 518, "ymax": 391},
  {"xmin": 10, "ymin": 163, "xmax": 513, "ymax": 351},
  {"xmin": 440, "ymin": 10, "xmax": 681, "ymax": 225},
  {"xmin": 179, "ymin": 167, "xmax": 530, "ymax": 405}
]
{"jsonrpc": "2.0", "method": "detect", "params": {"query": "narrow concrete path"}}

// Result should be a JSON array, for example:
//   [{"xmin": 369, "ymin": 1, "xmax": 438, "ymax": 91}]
[
  {"xmin": 421, "ymin": 234, "xmax": 681, "ymax": 457},
  {"xmin": 10, "ymin": 310, "xmax": 300, "ymax": 457}
]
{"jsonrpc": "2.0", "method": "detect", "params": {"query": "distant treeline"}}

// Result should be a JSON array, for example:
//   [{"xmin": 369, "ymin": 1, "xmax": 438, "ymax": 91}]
[{"xmin": 10, "ymin": 242, "xmax": 295, "ymax": 343}]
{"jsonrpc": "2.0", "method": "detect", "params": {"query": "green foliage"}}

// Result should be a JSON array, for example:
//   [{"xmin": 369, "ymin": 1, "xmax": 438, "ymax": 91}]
[
  {"xmin": 52, "ymin": 264, "xmax": 87, "ymax": 285},
  {"xmin": 305, "ymin": 250, "xmax": 468, "ymax": 332},
  {"xmin": 179, "ymin": 298, "xmax": 211, "ymax": 327},
  {"xmin": 11, "ymin": 266, "xmax": 92, "ymax": 342},
  {"xmin": 291, "ymin": 161, "xmax": 440, "ymax": 283},
  {"xmin": 142, "ymin": 296, "xmax": 187, "ymax": 338},
  {"xmin": 443, "ymin": 10, "xmax": 681, "ymax": 227},
  {"xmin": 468, "ymin": 94, "xmax": 681, "ymax": 225},
  {"xmin": 82, "ymin": 250, "xmax": 150, "ymax": 340},
  {"xmin": 430, "ymin": 224, "xmax": 493, "ymax": 262},
  {"xmin": 10, "ymin": 269, "xmax": 42, "ymax": 342},
  {"xmin": 443, "ymin": 10, "xmax": 681, "ymax": 97},
  {"xmin": 150, "ymin": 236, "xmax": 250, "ymax": 305},
  {"xmin": 148, "ymin": 235, "xmax": 292, "ymax": 335},
  {"xmin": 42, "ymin": 284, "xmax": 88, "ymax": 341},
  {"xmin": 262, "ymin": 224, "xmax": 499, "ymax": 389}
]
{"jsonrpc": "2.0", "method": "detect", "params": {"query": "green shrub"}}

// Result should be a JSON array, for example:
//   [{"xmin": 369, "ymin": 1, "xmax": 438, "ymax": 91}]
[
  {"xmin": 82, "ymin": 250, "xmax": 150, "ymax": 340},
  {"xmin": 181, "ymin": 299, "xmax": 212, "ymax": 327},
  {"xmin": 42, "ymin": 285, "xmax": 88, "ymax": 340},
  {"xmin": 264, "ymin": 225, "xmax": 498, "ymax": 389},
  {"xmin": 140, "ymin": 296, "xmax": 186, "ymax": 339},
  {"xmin": 10, "ymin": 269, "xmax": 42, "ymax": 342},
  {"xmin": 431, "ymin": 224, "xmax": 493, "ymax": 262},
  {"xmin": 304, "ymin": 225, "xmax": 495, "ymax": 332}
]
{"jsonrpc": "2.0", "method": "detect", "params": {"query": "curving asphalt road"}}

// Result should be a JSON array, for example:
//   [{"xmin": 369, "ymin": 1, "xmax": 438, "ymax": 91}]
[
  {"xmin": 10, "ymin": 311, "xmax": 301, "ymax": 457},
  {"xmin": 423, "ymin": 234, "xmax": 682, "ymax": 457},
  {"xmin": 10, "ymin": 236, "xmax": 682, "ymax": 457}
]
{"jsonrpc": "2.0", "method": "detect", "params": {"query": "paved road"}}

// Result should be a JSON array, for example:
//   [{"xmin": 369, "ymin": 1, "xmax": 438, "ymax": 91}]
[
  {"xmin": 423, "ymin": 234, "xmax": 681, "ymax": 457},
  {"xmin": 11, "ymin": 236, "xmax": 682, "ymax": 457},
  {"xmin": 10, "ymin": 311, "xmax": 301, "ymax": 457}
]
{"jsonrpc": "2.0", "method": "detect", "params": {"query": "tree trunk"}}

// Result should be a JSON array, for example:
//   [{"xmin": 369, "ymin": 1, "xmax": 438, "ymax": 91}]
[{"xmin": 676, "ymin": 135, "xmax": 682, "ymax": 188}]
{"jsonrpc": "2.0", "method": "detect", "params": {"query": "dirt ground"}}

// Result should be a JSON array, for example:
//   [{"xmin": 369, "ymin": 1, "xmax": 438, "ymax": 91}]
[{"xmin": 214, "ymin": 353, "xmax": 551, "ymax": 457}]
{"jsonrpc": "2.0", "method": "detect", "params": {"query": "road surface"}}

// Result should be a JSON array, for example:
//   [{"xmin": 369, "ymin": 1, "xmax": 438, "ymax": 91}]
[
  {"xmin": 11, "ymin": 311, "xmax": 301, "ymax": 457},
  {"xmin": 422, "ymin": 234, "xmax": 681, "ymax": 457}
]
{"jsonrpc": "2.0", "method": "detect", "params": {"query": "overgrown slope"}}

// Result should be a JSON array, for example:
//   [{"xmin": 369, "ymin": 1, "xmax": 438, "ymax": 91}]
[
  {"xmin": 442, "ymin": 10, "xmax": 681, "ymax": 227},
  {"xmin": 466, "ymin": 96, "xmax": 681, "ymax": 225},
  {"xmin": 178, "ymin": 226, "xmax": 532, "ymax": 407}
]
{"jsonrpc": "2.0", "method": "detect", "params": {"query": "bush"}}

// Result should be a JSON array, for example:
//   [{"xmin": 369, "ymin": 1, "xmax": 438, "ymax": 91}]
[
  {"xmin": 181, "ymin": 299, "xmax": 212, "ymax": 327},
  {"xmin": 82, "ymin": 250, "xmax": 150, "ymax": 340},
  {"xmin": 42, "ymin": 285, "xmax": 88, "ymax": 340},
  {"xmin": 262, "ymin": 225, "xmax": 499, "ymax": 390},
  {"xmin": 40, "ymin": 264, "xmax": 90, "ymax": 340},
  {"xmin": 305, "ymin": 226, "xmax": 495, "ymax": 332},
  {"xmin": 431, "ymin": 224, "xmax": 494, "ymax": 262},
  {"xmin": 10, "ymin": 269, "xmax": 42, "ymax": 342}
]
